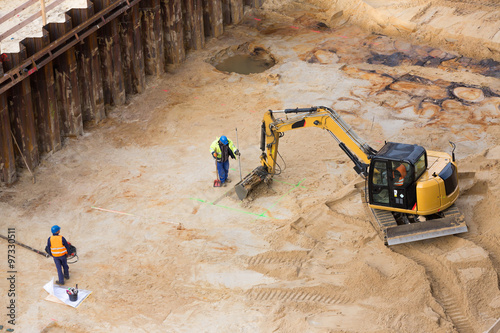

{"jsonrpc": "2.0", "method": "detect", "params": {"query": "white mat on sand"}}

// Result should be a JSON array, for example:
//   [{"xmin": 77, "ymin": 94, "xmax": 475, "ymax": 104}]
[{"xmin": 43, "ymin": 278, "xmax": 92, "ymax": 308}]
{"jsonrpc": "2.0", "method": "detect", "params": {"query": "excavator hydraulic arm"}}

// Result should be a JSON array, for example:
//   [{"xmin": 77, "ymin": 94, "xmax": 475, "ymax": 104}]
[{"xmin": 236, "ymin": 106, "xmax": 376, "ymax": 200}]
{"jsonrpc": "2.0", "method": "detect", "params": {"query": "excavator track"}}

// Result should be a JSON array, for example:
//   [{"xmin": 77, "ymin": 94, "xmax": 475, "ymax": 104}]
[{"xmin": 360, "ymin": 187, "xmax": 467, "ymax": 245}]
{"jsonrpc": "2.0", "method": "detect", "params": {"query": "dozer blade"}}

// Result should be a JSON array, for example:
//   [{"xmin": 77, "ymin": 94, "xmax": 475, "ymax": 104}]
[
  {"xmin": 384, "ymin": 205, "xmax": 467, "ymax": 246},
  {"xmin": 234, "ymin": 166, "xmax": 268, "ymax": 200}
]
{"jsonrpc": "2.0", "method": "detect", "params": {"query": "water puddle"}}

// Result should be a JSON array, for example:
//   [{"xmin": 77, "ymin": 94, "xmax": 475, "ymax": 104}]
[
  {"xmin": 209, "ymin": 43, "xmax": 276, "ymax": 75},
  {"xmin": 215, "ymin": 54, "xmax": 274, "ymax": 74}
]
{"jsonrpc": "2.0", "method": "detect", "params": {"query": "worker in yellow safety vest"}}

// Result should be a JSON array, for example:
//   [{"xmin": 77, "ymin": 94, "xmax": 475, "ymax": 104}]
[
  {"xmin": 210, "ymin": 135, "xmax": 240, "ymax": 186},
  {"xmin": 46, "ymin": 225, "xmax": 71, "ymax": 285}
]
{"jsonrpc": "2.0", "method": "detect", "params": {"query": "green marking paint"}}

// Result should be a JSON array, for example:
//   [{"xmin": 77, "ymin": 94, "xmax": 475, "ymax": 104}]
[{"xmin": 263, "ymin": 178, "xmax": 306, "ymax": 212}]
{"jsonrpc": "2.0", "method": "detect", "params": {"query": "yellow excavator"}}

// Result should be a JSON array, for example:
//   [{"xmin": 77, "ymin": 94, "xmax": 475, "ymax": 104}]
[{"xmin": 235, "ymin": 106, "xmax": 467, "ymax": 245}]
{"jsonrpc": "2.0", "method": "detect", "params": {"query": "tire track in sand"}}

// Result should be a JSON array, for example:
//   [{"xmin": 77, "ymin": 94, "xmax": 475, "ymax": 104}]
[{"xmin": 393, "ymin": 244, "xmax": 475, "ymax": 333}]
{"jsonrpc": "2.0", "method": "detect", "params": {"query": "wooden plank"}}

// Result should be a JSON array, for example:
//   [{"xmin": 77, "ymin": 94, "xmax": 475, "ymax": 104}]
[
  {"xmin": 0, "ymin": 0, "xmax": 39, "ymax": 26},
  {"xmin": 0, "ymin": 0, "xmax": 66, "ymax": 41},
  {"xmin": 40, "ymin": 0, "xmax": 47, "ymax": 25}
]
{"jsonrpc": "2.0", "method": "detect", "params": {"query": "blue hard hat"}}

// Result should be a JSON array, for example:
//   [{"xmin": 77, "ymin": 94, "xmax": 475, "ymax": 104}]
[
  {"xmin": 51, "ymin": 225, "xmax": 60, "ymax": 234},
  {"xmin": 220, "ymin": 135, "xmax": 228, "ymax": 145}
]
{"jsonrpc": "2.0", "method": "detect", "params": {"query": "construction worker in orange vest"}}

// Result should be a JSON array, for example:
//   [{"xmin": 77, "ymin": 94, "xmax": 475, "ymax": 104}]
[{"xmin": 46, "ymin": 225, "xmax": 71, "ymax": 285}]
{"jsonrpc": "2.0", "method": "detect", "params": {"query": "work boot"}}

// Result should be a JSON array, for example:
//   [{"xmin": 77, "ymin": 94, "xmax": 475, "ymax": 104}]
[
  {"xmin": 222, "ymin": 182, "xmax": 227, "ymax": 187},
  {"xmin": 226, "ymin": 179, "xmax": 231, "ymax": 183},
  {"xmin": 64, "ymin": 274, "xmax": 70, "ymax": 280},
  {"xmin": 55, "ymin": 280, "xmax": 65, "ymax": 286}
]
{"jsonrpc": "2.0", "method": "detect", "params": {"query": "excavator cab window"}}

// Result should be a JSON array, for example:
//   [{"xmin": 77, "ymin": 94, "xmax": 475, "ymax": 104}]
[
  {"xmin": 414, "ymin": 153, "xmax": 426, "ymax": 180},
  {"xmin": 369, "ymin": 158, "xmax": 417, "ymax": 209},
  {"xmin": 371, "ymin": 161, "xmax": 390, "ymax": 204}
]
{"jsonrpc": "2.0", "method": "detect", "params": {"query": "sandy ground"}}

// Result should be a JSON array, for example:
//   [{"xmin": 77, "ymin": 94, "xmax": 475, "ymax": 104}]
[{"xmin": 1, "ymin": 1, "xmax": 500, "ymax": 332}]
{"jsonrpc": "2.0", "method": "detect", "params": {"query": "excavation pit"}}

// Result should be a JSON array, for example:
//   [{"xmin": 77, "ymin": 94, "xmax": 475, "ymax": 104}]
[{"xmin": 210, "ymin": 44, "xmax": 276, "ymax": 75}]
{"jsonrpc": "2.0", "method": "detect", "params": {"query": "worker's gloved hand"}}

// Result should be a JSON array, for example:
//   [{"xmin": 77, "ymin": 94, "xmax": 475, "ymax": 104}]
[
  {"xmin": 212, "ymin": 152, "xmax": 217, "ymax": 159},
  {"xmin": 234, "ymin": 149, "xmax": 240, "ymax": 156}
]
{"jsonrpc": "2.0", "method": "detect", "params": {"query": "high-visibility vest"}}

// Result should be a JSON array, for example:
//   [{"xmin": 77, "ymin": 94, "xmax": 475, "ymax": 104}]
[
  {"xmin": 210, "ymin": 137, "xmax": 236, "ymax": 159},
  {"xmin": 394, "ymin": 164, "xmax": 407, "ymax": 186},
  {"xmin": 50, "ymin": 235, "xmax": 67, "ymax": 257}
]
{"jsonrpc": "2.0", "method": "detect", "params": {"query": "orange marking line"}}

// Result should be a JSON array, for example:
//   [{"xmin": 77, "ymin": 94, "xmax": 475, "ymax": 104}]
[{"xmin": 91, "ymin": 206, "xmax": 134, "ymax": 216}]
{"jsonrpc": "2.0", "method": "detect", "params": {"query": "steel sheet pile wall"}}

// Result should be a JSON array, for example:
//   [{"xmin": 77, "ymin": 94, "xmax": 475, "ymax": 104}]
[
  {"xmin": 0, "ymin": 0, "xmax": 258, "ymax": 185},
  {"xmin": 47, "ymin": 16, "xmax": 84, "ymax": 136},
  {"xmin": 22, "ymin": 31, "xmax": 61, "ymax": 154}
]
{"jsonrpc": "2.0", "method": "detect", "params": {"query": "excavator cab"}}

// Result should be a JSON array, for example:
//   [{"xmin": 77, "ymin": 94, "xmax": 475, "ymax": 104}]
[
  {"xmin": 365, "ymin": 142, "xmax": 466, "ymax": 245},
  {"xmin": 368, "ymin": 142, "xmax": 424, "ymax": 211}
]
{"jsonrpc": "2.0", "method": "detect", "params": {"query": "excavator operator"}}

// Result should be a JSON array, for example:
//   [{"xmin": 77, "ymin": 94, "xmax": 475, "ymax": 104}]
[{"xmin": 393, "ymin": 163, "xmax": 408, "ymax": 186}]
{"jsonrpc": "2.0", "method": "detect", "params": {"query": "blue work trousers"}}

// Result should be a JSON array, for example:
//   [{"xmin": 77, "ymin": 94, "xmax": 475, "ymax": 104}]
[
  {"xmin": 53, "ymin": 255, "xmax": 69, "ymax": 283},
  {"xmin": 217, "ymin": 160, "xmax": 230, "ymax": 183}
]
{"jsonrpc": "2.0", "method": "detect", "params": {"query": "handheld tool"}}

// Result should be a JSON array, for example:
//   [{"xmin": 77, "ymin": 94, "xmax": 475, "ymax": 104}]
[
  {"xmin": 213, "ymin": 159, "xmax": 221, "ymax": 187},
  {"xmin": 0, "ymin": 234, "xmax": 49, "ymax": 258},
  {"xmin": 236, "ymin": 128, "xmax": 242, "ymax": 181}
]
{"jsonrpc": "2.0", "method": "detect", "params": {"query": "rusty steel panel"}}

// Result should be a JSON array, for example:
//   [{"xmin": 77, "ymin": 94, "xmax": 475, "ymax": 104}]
[
  {"xmin": 4, "ymin": 47, "xmax": 40, "ymax": 172},
  {"xmin": 183, "ymin": 0, "xmax": 205, "ymax": 51},
  {"xmin": 161, "ymin": 0, "xmax": 185, "ymax": 65},
  {"xmin": 0, "ymin": 92, "xmax": 16, "ymax": 184},
  {"xmin": 229, "ymin": 0, "xmax": 243, "ymax": 24},
  {"xmin": 47, "ymin": 16, "xmax": 84, "ymax": 136},
  {"xmin": 140, "ymin": 0, "xmax": 165, "ymax": 76},
  {"xmin": 221, "ymin": 0, "xmax": 231, "ymax": 25},
  {"xmin": 21, "ymin": 30, "xmax": 62, "ymax": 155},
  {"xmin": 120, "ymin": 4, "xmax": 146, "ymax": 94},
  {"xmin": 221, "ymin": 0, "xmax": 242, "ymax": 25},
  {"xmin": 202, "ymin": 0, "xmax": 223, "ymax": 38},
  {"xmin": 244, "ymin": 0, "xmax": 262, "ymax": 8},
  {"xmin": 95, "ymin": 0, "xmax": 126, "ymax": 108},
  {"xmin": 69, "ymin": 2, "xmax": 106, "ymax": 125}
]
